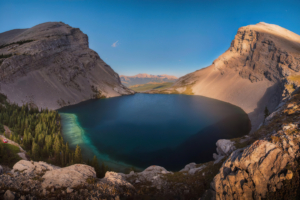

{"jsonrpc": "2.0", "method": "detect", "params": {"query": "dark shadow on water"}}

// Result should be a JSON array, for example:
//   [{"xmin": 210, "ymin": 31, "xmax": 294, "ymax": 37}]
[{"xmin": 108, "ymin": 113, "xmax": 251, "ymax": 171}]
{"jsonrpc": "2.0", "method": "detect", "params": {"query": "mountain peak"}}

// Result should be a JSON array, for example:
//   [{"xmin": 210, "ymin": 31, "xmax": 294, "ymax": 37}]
[{"xmin": 152, "ymin": 23, "xmax": 300, "ymax": 132}]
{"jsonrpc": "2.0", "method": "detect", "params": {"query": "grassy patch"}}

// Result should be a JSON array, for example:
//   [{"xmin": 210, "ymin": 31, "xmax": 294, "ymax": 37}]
[
  {"xmin": 86, "ymin": 176, "xmax": 97, "ymax": 184},
  {"xmin": 0, "ymin": 140, "xmax": 21, "ymax": 167},
  {"xmin": 230, "ymin": 137, "xmax": 252, "ymax": 149},
  {"xmin": 181, "ymin": 85, "xmax": 194, "ymax": 95},
  {"xmin": 161, "ymin": 159, "xmax": 226, "ymax": 199},
  {"xmin": 285, "ymin": 84, "xmax": 296, "ymax": 94},
  {"xmin": 0, "ymin": 40, "xmax": 34, "ymax": 49},
  {"xmin": 287, "ymin": 75, "xmax": 300, "ymax": 85},
  {"xmin": 130, "ymin": 82, "xmax": 174, "ymax": 92}
]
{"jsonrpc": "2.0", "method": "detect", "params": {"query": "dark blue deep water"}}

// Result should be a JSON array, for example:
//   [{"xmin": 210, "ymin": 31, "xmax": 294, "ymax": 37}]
[{"xmin": 58, "ymin": 94, "xmax": 250, "ymax": 172}]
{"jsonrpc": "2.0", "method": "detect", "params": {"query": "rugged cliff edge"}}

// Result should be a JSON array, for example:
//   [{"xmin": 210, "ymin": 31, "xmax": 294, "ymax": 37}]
[
  {"xmin": 151, "ymin": 22, "xmax": 300, "ymax": 131},
  {"xmin": 0, "ymin": 22, "xmax": 134, "ymax": 109}
]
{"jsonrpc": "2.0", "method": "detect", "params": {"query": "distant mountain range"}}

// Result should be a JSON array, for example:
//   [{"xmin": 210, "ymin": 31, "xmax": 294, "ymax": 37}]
[{"xmin": 120, "ymin": 73, "xmax": 178, "ymax": 86}]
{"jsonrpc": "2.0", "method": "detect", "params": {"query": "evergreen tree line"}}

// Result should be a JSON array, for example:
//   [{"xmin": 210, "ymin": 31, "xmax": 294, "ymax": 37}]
[
  {"xmin": 0, "ymin": 54, "xmax": 12, "ymax": 59},
  {"xmin": 0, "ymin": 94, "xmax": 108, "ymax": 177}
]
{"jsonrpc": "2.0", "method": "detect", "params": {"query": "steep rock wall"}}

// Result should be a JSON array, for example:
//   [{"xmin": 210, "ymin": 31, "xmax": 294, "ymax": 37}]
[
  {"xmin": 156, "ymin": 22, "xmax": 300, "ymax": 131},
  {"xmin": 0, "ymin": 22, "xmax": 134, "ymax": 109}
]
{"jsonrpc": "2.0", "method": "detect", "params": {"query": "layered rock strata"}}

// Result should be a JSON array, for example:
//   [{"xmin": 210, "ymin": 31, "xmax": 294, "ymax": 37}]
[
  {"xmin": 154, "ymin": 22, "xmax": 300, "ymax": 131},
  {"xmin": 0, "ymin": 22, "xmax": 134, "ymax": 109}
]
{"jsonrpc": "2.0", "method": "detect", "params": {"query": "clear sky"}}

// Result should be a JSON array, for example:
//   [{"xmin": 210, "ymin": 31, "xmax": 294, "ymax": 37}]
[{"xmin": 1, "ymin": 0, "xmax": 300, "ymax": 77}]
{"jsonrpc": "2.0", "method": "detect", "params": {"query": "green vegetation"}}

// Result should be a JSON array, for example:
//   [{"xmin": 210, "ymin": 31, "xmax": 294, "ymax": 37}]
[
  {"xmin": 287, "ymin": 75, "xmax": 300, "ymax": 85},
  {"xmin": 129, "ymin": 82, "xmax": 174, "ymax": 92},
  {"xmin": 181, "ymin": 85, "xmax": 194, "ymax": 95},
  {"xmin": 285, "ymin": 84, "xmax": 296, "ymax": 94},
  {"xmin": 0, "ymin": 40, "xmax": 34, "ymax": 49},
  {"xmin": 0, "ymin": 140, "xmax": 21, "ymax": 168},
  {"xmin": 91, "ymin": 85, "xmax": 106, "ymax": 99},
  {"xmin": 264, "ymin": 106, "xmax": 270, "ymax": 121},
  {"xmin": 0, "ymin": 54, "xmax": 13, "ymax": 59},
  {"xmin": 86, "ymin": 155, "xmax": 109, "ymax": 178},
  {"xmin": 265, "ymin": 160, "xmax": 300, "ymax": 199},
  {"xmin": 159, "ymin": 159, "xmax": 226, "ymax": 199},
  {"xmin": 0, "ymin": 93, "xmax": 108, "ymax": 177}
]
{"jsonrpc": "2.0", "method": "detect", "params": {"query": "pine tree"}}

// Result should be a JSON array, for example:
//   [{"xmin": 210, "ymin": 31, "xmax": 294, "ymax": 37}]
[
  {"xmin": 32, "ymin": 141, "xmax": 40, "ymax": 159},
  {"xmin": 74, "ymin": 144, "xmax": 82, "ymax": 164},
  {"xmin": 61, "ymin": 151, "xmax": 65, "ymax": 166},
  {"xmin": 53, "ymin": 135, "xmax": 61, "ymax": 156},
  {"xmin": 65, "ymin": 143, "xmax": 69, "ymax": 165},
  {"xmin": 92, "ymin": 155, "xmax": 101, "ymax": 177},
  {"xmin": 264, "ymin": 106, "xmax": 270, "ymax": 122}
]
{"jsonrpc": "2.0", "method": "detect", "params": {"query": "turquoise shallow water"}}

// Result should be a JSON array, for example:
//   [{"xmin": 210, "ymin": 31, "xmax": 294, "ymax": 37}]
[{"xmin": 58, "ymin": 94, "xmax": 250, "ymax": 172}]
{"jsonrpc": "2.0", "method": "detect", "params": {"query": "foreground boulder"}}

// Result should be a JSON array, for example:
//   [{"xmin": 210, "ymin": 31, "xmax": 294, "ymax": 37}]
[
  {"xmin": 41, "ymin": 164, "xmax": 96, "ymax": 188},
  {"xmin": 215, "ymin": 139, "xmax": 236, "ymax": 156},
  {"xmin": 3, "ymin": 190, "xmax": 15, "ymax": 200},
  {"xmin": 12, "ymin": 160, "xmax": 59, "ymax": 175},
  {"xmin": 102, "ymin": 171, "xmax": 134, "ymax": 188},
  {"xmin": 210, "ymin": 125, "xmax": 300, "ymax": 200}
]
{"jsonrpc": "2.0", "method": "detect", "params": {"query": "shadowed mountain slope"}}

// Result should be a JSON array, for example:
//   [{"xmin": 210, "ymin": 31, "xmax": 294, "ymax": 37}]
[
  {"xmin": 154, "ymin": 22, "xmax": 300, "ymax": 131},
  {"xmin": 0, "ymin": 22, "xmax": 134, "ymax": 109}
]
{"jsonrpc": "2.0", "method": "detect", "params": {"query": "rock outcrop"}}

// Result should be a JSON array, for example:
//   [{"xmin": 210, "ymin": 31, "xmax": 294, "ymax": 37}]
[
  {"xmin": 4, "ymin": 190, "xmax": 15, "ymax": 200},
  {"xmin": 154, "ymin": 22, "xmax": 300, "ymax": 131},
  {"xmin": 119, "ymin": 165, "xmax": 173, "ymax": 188},
  {"xmin": 41, "ymin": 164, "xmax": 96, "ymax": 188},
  {"xmin": 213, "ymin": 139, "xmax": 236, "ymax": 163},
  {"xmin": 211, "ymin": 132, "xmax": 298, "ymax": 199},
  {"xmin": 1, "ymin": 160, "xmax": 133, "ymax": 199},
  {"xmin": 0, "ymin": 22, "xmax": 134, "ymax": 109},
  {"xmin": 12, "ymin": 160, "xmax": 59, "ymax": 175},
  {"xmin": 206, "ymin": 88, "xmax": 300, "ymax": 200}
]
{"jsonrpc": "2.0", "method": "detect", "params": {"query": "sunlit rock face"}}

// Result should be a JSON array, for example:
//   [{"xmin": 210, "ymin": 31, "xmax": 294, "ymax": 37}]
[
  {"xmin": 158, "ymin": 22, "xmax": 300, "ymax": 132},
  {"xmin": 0, "ymin": 22, "xmax": 134, "ymax": 109}
]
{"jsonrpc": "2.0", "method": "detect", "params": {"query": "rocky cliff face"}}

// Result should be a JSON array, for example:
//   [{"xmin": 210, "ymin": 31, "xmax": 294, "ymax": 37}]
[
  {"xmin": 205, "ymin": 88, "xmax": 300, "ymax": 200},
  {"xmin": 0, "ymin": 22, "xmax": 134, "ymax": 109},
  {"xmin": 154, "ymin": 22, "xmax": 300, "ymax": 131}
]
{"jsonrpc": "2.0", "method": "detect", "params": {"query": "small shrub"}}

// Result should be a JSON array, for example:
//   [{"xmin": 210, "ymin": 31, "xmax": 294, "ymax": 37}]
[
  {"xmin": 271, "ymin": 135, "xmax": 281, "ymax": 143},
  {"xmin": 86, "ymin": 176, "xmax": 97, "ymax": 184}
]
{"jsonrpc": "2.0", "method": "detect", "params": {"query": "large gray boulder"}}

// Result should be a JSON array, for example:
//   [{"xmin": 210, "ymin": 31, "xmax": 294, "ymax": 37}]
[
  {"xmin": 116, "ymin": 165, "xmax": 173, "ymax": 190},
  {"xmin": 216, "ymin": 139, "xmax": 236, "ymax": 156},
  {"xmin": 180, "ymin": 162, "xmax": 196, "ymax": 172},
  {"xmin": 41, "ymin": 164, "xmax": 96, "ymax": 188},
  {"xmin": 4, "ymin": 190, "xmax": 15, "ymax": 200},
  {"xmin": 213, "ymin": 139, "xmax": 236, "ymax": 162},
  {"xmin": 101, "ymin": 171, "xmax": 134, "ymax": 189},
  {"xmin": 12, "ymin": 160, "xmax": 60, "ymax": 175}
]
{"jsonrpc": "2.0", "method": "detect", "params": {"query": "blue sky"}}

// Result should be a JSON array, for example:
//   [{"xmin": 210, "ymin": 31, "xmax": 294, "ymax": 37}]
[{"xmin": 1, "ymin": 0, "xmax": 300, "ymax": 77}]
